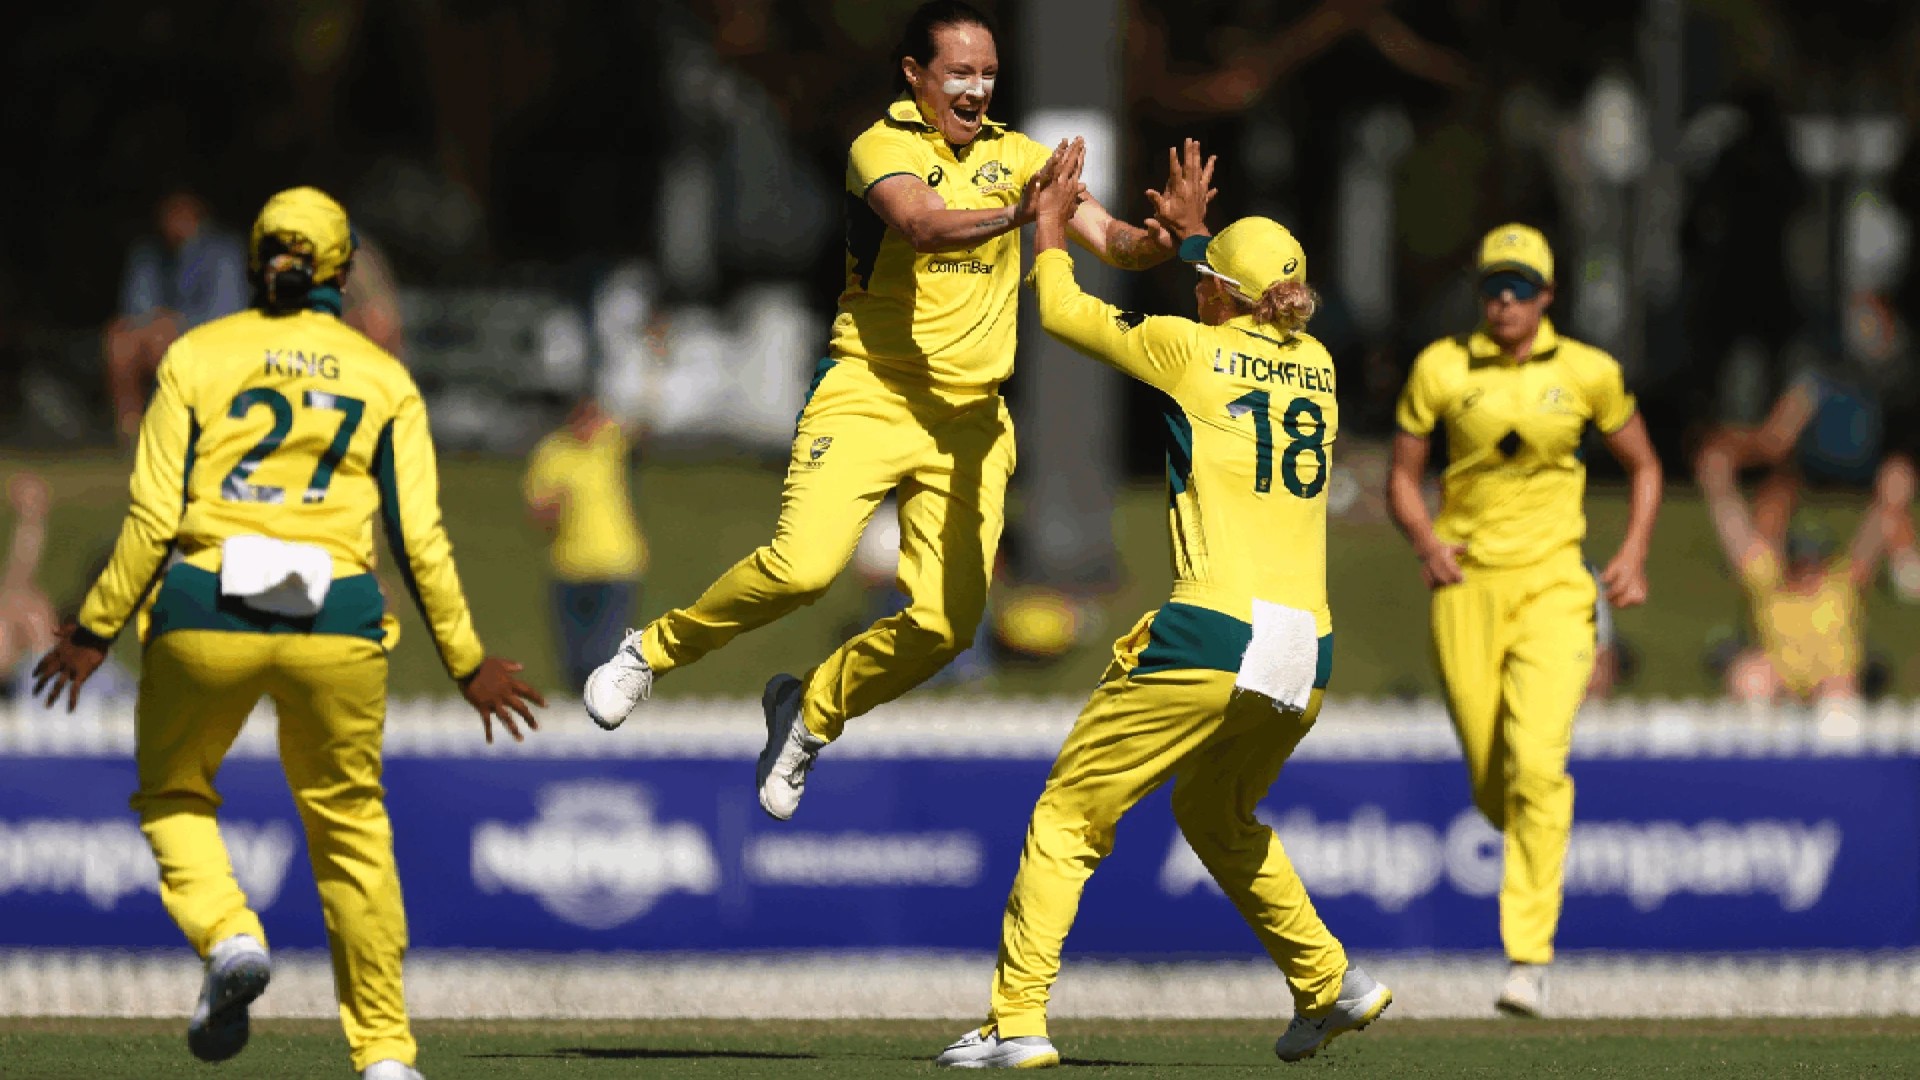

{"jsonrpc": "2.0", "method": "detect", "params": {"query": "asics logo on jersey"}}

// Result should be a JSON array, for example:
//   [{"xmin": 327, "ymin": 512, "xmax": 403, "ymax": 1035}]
[
  {"xmin": 1539, "ymin": 386, "xmax": 1578, "ymax": 415},
  {"xmin": 1460, "ymin": 389, "xmax": 1483, "ymax": 413},
  {"xmin": 927, "ymin": 166, "xmax": 945, "ymax": 188},
  {"xmin": 1114, "ymin": 311, "xmax": 1147, "ymax": 332},
  {"xmin": 262, "ymin": 350, "xmax": 340, "ymax": 380}
]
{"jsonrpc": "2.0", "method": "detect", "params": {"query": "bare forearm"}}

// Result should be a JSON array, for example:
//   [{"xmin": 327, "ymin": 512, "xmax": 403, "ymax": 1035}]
[
  {"xmin": 1100, "ymin": 221, "xmax": 1175, "ymax": 271},
  {"xmin": 1387, "ymin": 472, "xmax": 1442, "ymax": 554},
  {"xmin": 1618, "ymin": 458, "xmax": 1663, "ymax": 559},
  {"xmin": 903, "ymin": 207, "xmax": 1021, "ymax": 253}
]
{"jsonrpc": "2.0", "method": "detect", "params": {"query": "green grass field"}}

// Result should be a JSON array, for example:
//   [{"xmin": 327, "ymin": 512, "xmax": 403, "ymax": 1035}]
[
  {"xmin": 5, "ymin": 1017, "xmax": 1917, "ymax": 1078},
  {"xmin": 9, "ymin": 450, "xmax": 1920, "ymax": 701}
]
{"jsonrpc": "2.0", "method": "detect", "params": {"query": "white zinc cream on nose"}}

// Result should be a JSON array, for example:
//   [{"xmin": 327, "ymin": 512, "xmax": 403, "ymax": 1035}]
[{"xmin": 942, "ymin": 75, "xmax": 995, "ymax": 98}]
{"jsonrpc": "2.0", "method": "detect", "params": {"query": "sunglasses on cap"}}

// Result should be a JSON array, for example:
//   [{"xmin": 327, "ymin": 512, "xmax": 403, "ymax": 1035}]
[{"xmin": 1479, "ymin": 271, "xmax": 1543, "ymax": 301}]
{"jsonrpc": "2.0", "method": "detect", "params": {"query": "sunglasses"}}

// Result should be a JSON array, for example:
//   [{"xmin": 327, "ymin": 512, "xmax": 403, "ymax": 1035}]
[{"xmin": 1479, "ymin": 271, "xmax": 1543, "ymax": 301}]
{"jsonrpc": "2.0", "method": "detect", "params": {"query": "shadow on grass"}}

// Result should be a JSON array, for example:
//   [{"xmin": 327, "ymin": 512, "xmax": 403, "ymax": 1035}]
[{"xmin": 470, "ymin": 1047, "xmax": 815, "ymax": 1061}]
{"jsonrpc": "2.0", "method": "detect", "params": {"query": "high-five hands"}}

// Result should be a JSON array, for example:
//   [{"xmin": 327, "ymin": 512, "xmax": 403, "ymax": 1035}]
[
  {"xmin": 1031, "ymin": 138, "xmax": 1089, "ymax": 225},
  {"xmin": 1146, "ymin": 138, "xmax": 1217, "ymax": 246}
]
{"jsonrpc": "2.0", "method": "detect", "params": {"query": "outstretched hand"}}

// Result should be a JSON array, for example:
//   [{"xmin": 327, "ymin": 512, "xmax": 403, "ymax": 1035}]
[
  {"xmin": 1030, "ymin": 138, "xmax": 1088, "ymax": 226},
  {"xmin": 31, "ymin": 623, "xmax": 107, "ymax": 713},
  {"xmin": 1145, "ymin": 138, "xmax": 1217, "ymax": 246},
  {"xmin": 461, "ymin": 656, "xmax": 547, "ymax": 745}
]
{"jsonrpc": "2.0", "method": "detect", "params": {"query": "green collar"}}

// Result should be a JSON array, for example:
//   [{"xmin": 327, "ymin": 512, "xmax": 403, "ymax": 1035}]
[
  {"xmin": 1468, "ymin": 316, "xmax": 1559, "ymax": 364},
  {"xmin": 886, "ymin": 93, "xmax": 1005, "ymax": 137}
]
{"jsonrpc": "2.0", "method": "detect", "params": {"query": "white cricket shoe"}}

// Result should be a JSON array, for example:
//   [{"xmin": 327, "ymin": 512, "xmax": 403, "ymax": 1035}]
[
  {"xmin": 755, "ymin": 673, "xmax": 825, "ymax": 821},
  {"xmin": 1274, "ymin": 963, "xmax": 1392, "ymax": 1062},
  {"xmin": 584, "ymin": 628, "xmax": 652, "ymax": 730},
  {"xmin": 934, "ymin": 1026, "xmax": 1060, "ymax": 1069},
  {"xmin": 186, "ymin": 933, "xmax": 272, "ymax": 1062},
  {"xmin": 1496, "ymin": 962, "xmax": 1547, "ymax": 1018},
  {"xmin": 362, "ymin": 1060, "xmax": 426, "ymax": 1080}
]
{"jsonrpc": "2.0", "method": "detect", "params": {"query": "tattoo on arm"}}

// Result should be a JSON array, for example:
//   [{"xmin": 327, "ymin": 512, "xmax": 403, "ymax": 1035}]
[
  {"xmin": 963, "ymin": 214, "xmax": 1014, "ymax": 239},
  {"xmin": 1105, "ymin": 223, "xmax": 1167, "ymax": 270}
]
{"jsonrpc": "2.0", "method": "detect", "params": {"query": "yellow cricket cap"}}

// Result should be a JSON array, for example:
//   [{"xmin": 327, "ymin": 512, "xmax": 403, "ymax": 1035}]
[
  {"xmin": 1477, "ymin": 223, "xmax": 1553, "ymax": 286},
  {"xmin": 1178, "ymin": 216, "xmax": 1305, "ymax": 303},
  {"xmin": 250, "ymin": 187, "xmax": 355, "ymax": 283}
]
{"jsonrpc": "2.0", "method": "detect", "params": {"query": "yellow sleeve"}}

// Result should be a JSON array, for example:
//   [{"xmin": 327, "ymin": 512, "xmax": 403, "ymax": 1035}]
[
  {"xmin": 847, "ymin": 127, "xmax": 922, "ymax": 197},
  {"xmin": 1581, "ymin": 350, "xmax": 1638, "ymax": 434},
  {"xmin": 1395, "ymin": 343, "xmax": 1451, "ymax": 437},
  {"xmin": 1028, "ymin": 248, "xmax": 1193, "ymax": 394},
  {"xmin": 76, "ymin": 342, "xmax": 195, "ymax": 645},
  {"xmin": 372, "ymin": 389, "xmax": 486, "ymax": 680},
  {"xmin": 1740, "ymin": 545, "xmax": 1781, "ymax": 592}
]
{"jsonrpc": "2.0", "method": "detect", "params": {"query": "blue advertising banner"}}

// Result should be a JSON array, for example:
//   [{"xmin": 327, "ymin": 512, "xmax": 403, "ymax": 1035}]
[{"xmin": 1, "ymin": 754, "xmax": 1909, "ymax": 953}]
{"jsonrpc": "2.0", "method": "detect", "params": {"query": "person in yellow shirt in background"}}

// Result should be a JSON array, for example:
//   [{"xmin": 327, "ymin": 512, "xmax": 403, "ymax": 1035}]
[
  {"xmin": 936, "ymin": 141, "xmax": 1389, "ymax": 1070},
  {"xmin": 586, "ymin": 1, "xmax": 1192, "ymax": 823},
  {"xmin": 32, "ymin": 187, "xmax": 542, "ymax": 1080},
  {"xmin": 1697, "ymin": 434, "xmax": 1899, "ymax": 711},
  {"xmin": 524, "ymin": 397, "xmax": 648, "ymax": 690},
  {"xmin": 1386, "ymin": 225, "xmax": 1663, "ymax": 1018}
]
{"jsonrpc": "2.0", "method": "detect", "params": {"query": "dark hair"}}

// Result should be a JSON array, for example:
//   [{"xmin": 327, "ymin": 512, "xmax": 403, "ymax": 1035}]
[{"xmin": 892, "ymin": 1, "xmax": 996, "ymax": 93}]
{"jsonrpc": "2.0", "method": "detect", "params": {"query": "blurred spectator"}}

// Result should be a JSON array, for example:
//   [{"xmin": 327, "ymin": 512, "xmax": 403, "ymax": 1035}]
[
  {"xmin": 523, "ymin": 398, "xmax": 648, "ymax": 690},
  {"xmin": 1, "ymin": 475, "xmax": 134, "ymax": 708},
  {"xmin": 0, "ymin": 473, "xmax": 56, "ymax": 696},
  {"xmin": 1697, "ymin": 437, "xmax": 1903, "ymax": 707},
  {"xmin": 341, "ymin": 233, "xmax": 406, "ymax": 360},
  {"xmin": 1727, "ymin": 370, "xmax": 1920, "ymax": 601},
  {"xmin": 104, "ymin": 190, "xmax": 247, "ymax": 443}
]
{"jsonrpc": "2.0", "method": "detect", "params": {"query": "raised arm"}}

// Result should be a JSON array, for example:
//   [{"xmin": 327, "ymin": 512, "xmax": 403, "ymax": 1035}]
[
  {"xmin": 1696, "ymin": 437, "xmax": 1767, "ymax": 573},
  {"xmin": 1598, "ymin": 413, "xmax": 1662, "ymax": 608},
  {"xmin": 1065, "ymin": 139, "xmax": 1217, "ymax": 271},
  {"xmin": 1847, "ymin": 457, "xmax": 1913, "ymax": 588},
  {"xmin": 866, "ymin": 141, "xmax": 1062, "ymax": 254},
  {"xmin": 1029, "ymin": 139, "xmax": 1190, "ymax": 391}
]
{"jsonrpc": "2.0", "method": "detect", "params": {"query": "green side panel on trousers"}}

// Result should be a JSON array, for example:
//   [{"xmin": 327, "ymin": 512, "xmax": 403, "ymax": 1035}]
[
  {"xmin": 1132, "ymin": 601, "xmax": 1333, "ymax": 688},
  {"xmin": 146, "ymin": 563, "xmax": 386, "ymax": 644}
]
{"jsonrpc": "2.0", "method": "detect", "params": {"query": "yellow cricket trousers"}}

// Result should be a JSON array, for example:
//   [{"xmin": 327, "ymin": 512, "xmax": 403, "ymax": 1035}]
[
  {"xmin": 640, "ymin": 357, "xmax": 1014, "ymax": 741},
  {"xmin": 988, "ymin": 615, "xmax": 1347, "ymax": 1038},
  {"xmin": 131, "ymin": 630, "xmax": 414, "ymax": 1072},
  {"xmin": 1430, "ymin": 547, "xmax": 1596, "ymax": 965}
]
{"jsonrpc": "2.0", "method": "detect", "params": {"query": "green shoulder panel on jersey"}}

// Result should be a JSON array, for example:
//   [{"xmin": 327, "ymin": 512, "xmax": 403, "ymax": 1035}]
[
  {"xmin": 145, "ymin": 563, "xmax": 385, "ymax": 643},
  {"xmin": 1133, "ymin": 602, "xmax": 1332, "ymax": 687},
  {"xmin": 796, "ymin": 357, "xmax": 839, "ymax": 428}
]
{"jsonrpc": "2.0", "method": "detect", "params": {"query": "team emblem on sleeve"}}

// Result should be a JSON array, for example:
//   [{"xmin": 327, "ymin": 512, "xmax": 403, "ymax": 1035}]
[{"xmin": 810, "ymin": 437, "xmax": 834, "ymax": 460}]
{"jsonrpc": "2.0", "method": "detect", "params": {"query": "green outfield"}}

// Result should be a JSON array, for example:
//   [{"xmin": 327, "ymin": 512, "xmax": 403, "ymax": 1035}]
[
  {"xmin": 3, "ymin": 1017, "xmax": 1916, "ymax": 1078},
  {"xmin": 8, "ymin": 450, "xmax": 1920, "ymax": 701}
]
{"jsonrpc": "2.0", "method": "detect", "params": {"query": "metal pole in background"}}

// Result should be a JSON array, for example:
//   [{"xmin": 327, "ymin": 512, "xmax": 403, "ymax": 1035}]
[{"xmin": 1017, "ymin": 0, "xmax": 1124, "ymax": 590}]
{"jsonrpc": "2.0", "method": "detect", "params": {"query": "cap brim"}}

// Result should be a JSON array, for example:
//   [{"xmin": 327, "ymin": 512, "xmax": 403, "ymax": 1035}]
[
  {"xmin": 1177, "ymin": 234, "xmax": 1214, "ymax": 265},
  {"xmin": 1479, "ymin": 261, "xmax": 1548, "ymax": 287}
]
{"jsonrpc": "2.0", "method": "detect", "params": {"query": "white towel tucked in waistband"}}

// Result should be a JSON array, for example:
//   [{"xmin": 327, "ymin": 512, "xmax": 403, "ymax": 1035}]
[
  {"xmin": 1235, "ymin": 598, "xmax": 1318, "ymax": 713},
  {"xmin": 220, "ymin": 534, "xmax": 333, "ymax": 618}
]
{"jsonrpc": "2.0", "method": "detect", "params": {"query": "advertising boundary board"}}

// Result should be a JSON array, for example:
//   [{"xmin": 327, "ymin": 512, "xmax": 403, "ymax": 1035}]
[{"xmin": 3, "ymin": 699, "xmax": 1913, "ymax": 954}]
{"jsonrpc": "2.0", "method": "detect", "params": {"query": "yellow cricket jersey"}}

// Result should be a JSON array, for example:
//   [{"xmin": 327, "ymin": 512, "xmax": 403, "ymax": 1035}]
[
  {"xmin": 1396, "ymin": 318, "xmax": 1636, "ymax": 569},
  {"xmin": 1032, "ymin": 249, "xmax": 1337, "ymax": 681},
  {"xmin": 523, "ymin": 422, "xmax": 647, "ymax": 582},
  {"xmin": 77, "ymin": 307, "xmax": 487, "ymax": 679},
  {"xmin": 1741, "ymin": 550, "xmax": 1861, "ymax": 696},
  {"xmin": 831, "ymin": 95, "xmax": 1053, "ymax": 391}
]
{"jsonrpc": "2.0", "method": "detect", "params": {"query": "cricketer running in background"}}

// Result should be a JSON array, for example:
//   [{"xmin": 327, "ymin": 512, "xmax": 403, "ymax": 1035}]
[{"xmin": 934, "ymin": 139, "xmax": 1389, "ymax": 1070}]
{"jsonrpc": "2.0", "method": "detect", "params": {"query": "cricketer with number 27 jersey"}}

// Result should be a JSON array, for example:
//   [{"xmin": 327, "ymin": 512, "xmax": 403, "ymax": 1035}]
[
  {"xmin": 77, "ymin": 307, "xmax": 485, "ymax": 678},
  {"xmin": 1028, "ymin": 248, "xmax": 1338, "ymax": 637}
]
